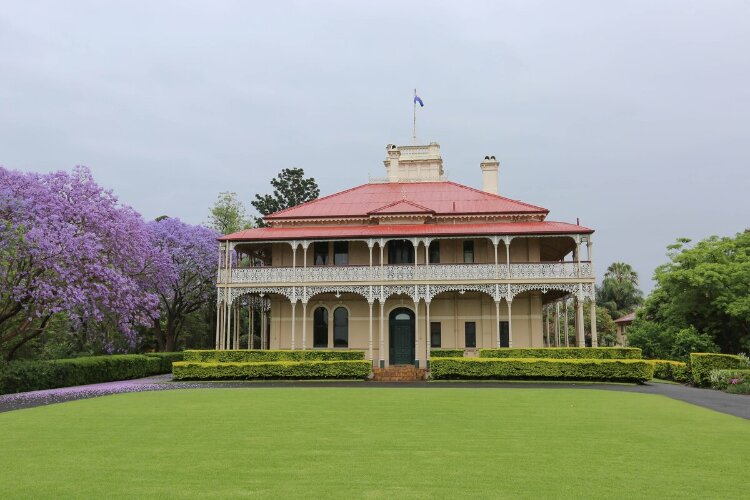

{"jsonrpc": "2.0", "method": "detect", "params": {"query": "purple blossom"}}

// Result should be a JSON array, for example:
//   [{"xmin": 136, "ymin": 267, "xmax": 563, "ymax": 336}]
[{"xmin": 0, "ymin": 166, "xmax": 172, "ymax": 352}]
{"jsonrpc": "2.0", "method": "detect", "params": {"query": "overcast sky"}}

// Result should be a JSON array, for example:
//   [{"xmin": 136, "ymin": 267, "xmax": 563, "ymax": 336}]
[{"xmin": 2, "ymin": 0, "xmax": 749, "ymax": 292}]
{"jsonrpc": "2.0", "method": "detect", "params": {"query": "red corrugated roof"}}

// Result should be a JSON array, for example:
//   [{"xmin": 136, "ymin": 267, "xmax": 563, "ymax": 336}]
[
  {"xmin": 614, "ymin": 311, "xmax": 637, "ymax": 323},
  {"xmin": 265, "ymin": 181, "xmax": 548, "ymax": 220},
  {"xmin": 368, "ymin": 199, "xmax": 435, "ymax": 215},
  {"xmin": 220, "ymin": 221, "xmax": 593, "ymax": 241}
]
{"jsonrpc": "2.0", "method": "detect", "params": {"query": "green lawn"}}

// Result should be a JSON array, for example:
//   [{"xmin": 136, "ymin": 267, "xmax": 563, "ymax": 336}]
[{"xmin": 1, "ymin": 388, "xmax": 748, "ymax": 499}]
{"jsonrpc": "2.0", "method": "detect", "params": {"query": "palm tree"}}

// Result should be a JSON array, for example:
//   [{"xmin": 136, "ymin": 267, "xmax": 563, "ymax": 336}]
[
  {"xmin": 597, "ymin": 262, "xmax": 644, "ymax": 319},
  {"xmin": 604, "ymin": 262, "xmax": 640, "ymax": 287}
]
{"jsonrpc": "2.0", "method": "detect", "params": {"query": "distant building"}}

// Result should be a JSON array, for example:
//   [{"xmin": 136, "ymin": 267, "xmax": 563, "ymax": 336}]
[
  {"xmin": 614, "ymin": 311, "xmax": 636, "ymax": 346},
  {"xmin": 216, "ymin": 142, "xmax": 598, "ymax": 367}
]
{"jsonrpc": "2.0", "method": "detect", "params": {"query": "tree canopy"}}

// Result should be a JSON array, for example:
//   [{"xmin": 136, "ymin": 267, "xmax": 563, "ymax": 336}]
[
  {"xmin": 208, "ymin": 192, "xmax": 251, "ymax": 235},
  {"xmin": 627, "ymin": 232, "xmax": 750, "ymax": 358},
  {"xmin": 596, "ymin": 262, "xmax": 644, "ymax": 319},
  {"xmin": 251, "ymin": 168, "xmax": 319, "ymax": 226}
]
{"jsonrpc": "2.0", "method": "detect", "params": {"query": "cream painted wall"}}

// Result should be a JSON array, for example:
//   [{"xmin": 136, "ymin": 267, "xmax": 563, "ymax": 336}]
[{"xmin": 267, "ymin": 291, "xmax": 543, "ymax": 366}]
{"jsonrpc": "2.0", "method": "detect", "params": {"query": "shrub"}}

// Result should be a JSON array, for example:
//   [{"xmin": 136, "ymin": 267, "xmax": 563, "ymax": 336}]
[
  {"xmin": 690, "ymin": 353, "xmax": 741, "ymax": 387},
  {"xmin": 430, "ymin": 358, "xmax": 653, "ymax": 383},
  {"xmin": 144, "ymin": 352, "xmax": 184, "ymax": 373},
  {"xmin": 648, "ymin": 360, "xmax": 690, "ymax": 383},
  {"xmin": 708, "ymin": 369, "xmax": 750, "ymax": 393},
  {"xmin": 182, "ymin": 350, "xmax": 365, "ymax": 363},
  {"xmin": 0, "ymin": 354, "xmax": 176, "ymax": 395},
  {"xmin": 430, "ymin": 349, "xmax": 465, "ymax": 358},
  {"xmin": 172, "ymin": 360, "xmax": 371, "ymax": 380},
  {"xmin": 478, "ymin": 348, "xmax": 641, "ymax": 359}
]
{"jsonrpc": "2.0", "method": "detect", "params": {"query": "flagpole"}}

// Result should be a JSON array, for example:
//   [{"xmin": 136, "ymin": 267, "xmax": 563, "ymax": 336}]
[{"xmin": 412, "ymin": 88, "xmax": 417, "ymax": 145}]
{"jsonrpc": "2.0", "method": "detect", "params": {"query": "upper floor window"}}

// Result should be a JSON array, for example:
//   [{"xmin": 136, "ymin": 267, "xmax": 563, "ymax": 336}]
[
  {"xmin": 313, "ymin": 307, "xmax": 328, "ymax": 348},
  {"xmin": 314, "ymin": 242, "xmax": 329, "ymax": 266},
  {"xmin": 333, "ymin": 307, "xmax": 348, "ymax": 347},
  {"xmin": 389, "ymin": 240, "xmax": 414, "ymax": 264},
  {"xmin": 463, "ymin": 240, "xmax": 474, "ymax": 264},
  {"xmin": 333, "ymin": 241, "xmax": 349, "ymax": 266},
  {"xmin": 465, "ymin": 321, "xmax": 476, "ymax": 348},
  {"xmin": 428, "ymin": 241, "xmax": 440, "ymax": 264}
]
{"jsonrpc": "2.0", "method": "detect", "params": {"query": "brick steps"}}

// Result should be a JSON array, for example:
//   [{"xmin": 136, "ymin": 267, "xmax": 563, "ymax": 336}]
[{"xmin": 371, "ymin": 365, "xmax": 426, "ymax": 382}]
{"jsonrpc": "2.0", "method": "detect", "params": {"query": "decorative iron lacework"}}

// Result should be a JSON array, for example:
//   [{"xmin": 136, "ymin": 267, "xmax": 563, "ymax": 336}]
[
  {"xmin": 227, "ymin": 262, "xmax": 592, "ymax": 284},
  {"xmin": 425, "ymin": 284, "xmax": 497, "ymax": 302}
]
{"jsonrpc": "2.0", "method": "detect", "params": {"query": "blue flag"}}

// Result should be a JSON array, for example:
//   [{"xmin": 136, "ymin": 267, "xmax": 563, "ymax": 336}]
[{"xmin": 414, "ymin": 94, "xmax": 424, "ymax": 107}]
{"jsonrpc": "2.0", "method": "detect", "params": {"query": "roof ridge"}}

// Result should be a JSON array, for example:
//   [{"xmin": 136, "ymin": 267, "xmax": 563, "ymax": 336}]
[{"xmin": 443, "ymin": 181, "xmax": 548, "ymax": 213}]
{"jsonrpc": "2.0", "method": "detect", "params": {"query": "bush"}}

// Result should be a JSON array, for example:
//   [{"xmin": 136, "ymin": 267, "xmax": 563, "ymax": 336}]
[
  {"xmin": 182, "ymin": 350, "xmax": 365, "ymax": 363},
  {"xmin": 144, "ymin": 352, "xmax": 184, "ymax": 373},
  {"xmin": 430, "ymin": 349, "xmax": 465, "ymax": 358},
  {"xmin": 0, "ymin": 354, "xmax": 175, "ymax": 395},
  {"xmin": 648, "ymin": 360, "xmax": 691, "ymax": 383},
  {"xmin": 430, "ymin": 358, "xmax": 653, "ymax": 383},
  {"xmin": 478, "ymin": 348, "xmax": 642, "ymax": 359},
  {"xmin": 690, "ymin": 353, "xmax": 741, "ymax": 387},
  {"xmin": 708, "ymin": 369, "xmax": 750, "ymax": 394},
  {"xmin": 172, "ymin": 360, "xmax": 371, "ymax": 380}
]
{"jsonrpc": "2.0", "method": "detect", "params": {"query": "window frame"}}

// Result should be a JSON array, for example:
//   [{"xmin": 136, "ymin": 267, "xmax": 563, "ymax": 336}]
[
  {"xmin": 430, "ymin": 321, "xmax": 442, "ymax": 348},
  {"xmin": 314, "ymin": 241, "xmax": 329, "ymax": 266},
  {"xmin": 333, "ymin": 241, "xmax": 349, "ymax": 266},
  {"xmin": 313, "ymin": 307, "xmax": 329, "ymax": 348},
  {"xmin": 464, "ymin": 321, "xmax": 477, "ymax": 348},
  {"xmin": 463, "ymin": 240, "xmax": 474, "ymax": 264},
  {"xmin": 333, "ymin": 306, "xmax": 349, "ymax": 348}
]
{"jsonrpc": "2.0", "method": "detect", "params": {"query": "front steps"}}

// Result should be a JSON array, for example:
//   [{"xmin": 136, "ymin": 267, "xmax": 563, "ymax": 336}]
[{"xmin": 371, "ymin": 365, "xmax": 427, "ymax": 382}]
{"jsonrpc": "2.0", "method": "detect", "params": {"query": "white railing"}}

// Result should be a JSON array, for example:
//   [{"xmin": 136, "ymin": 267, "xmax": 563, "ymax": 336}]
[{"xmin": 224, "ymin": 262, "xmax": 592, "ymax": 284}]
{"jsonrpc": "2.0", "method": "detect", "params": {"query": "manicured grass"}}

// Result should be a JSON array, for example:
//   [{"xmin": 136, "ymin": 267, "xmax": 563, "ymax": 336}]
[{"xmin": 1, "ymin": 388, "xmax": 748, "ymax": 498}]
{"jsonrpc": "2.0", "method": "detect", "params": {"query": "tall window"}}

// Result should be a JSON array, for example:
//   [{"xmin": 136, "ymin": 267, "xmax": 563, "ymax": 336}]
[
  {"xmin": 499, "ymin": 321, "xmax": 509, "ymax": 348},
  {"xmin": 388, "ymin": 240, "xmax": 414, "ymax": 264},
  {"xmin": 430, "ymin": 322, "xmax": 442, "ymax": 348},
  {"xmin": 465, "ymin": 322, "xmax": 476, "ymax": 348},
  {"xmin": 428, "ymin": 241, "xmax": 440, "ymax": 264},
  {"xmin": 333, "ymin": 307, "xmax": 348, "ymax": 348},
  {"xmin": 463, "ymin": 241, "xmax": 474, "ymax": 263},
  {"xmin": 313, "ymin": 307, "xmax": 328, "ymax": 348},
  {"xmin": 333, "ymin": 241, "xmax": 349, "ymax": 266},
  {"xmin": 314, "ymin": 242, "xmax": 329, "ymax": 266}
]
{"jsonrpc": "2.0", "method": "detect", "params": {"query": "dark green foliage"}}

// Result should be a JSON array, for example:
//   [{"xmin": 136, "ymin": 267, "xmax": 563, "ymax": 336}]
[
  {"xmin": 648, "ymin": 360, "xmax": 691, "ymax": 383},
  {"xmin": 251, "ymin": 168, "xmax": 320, "ymax": 226},
  {"xmin": 183, "ymin": 349, "xmax": 365, "ymax": 362},
  {"xmin": 430, "ymin": 358, "xmax": 653, "ymax": 382},
  {"xmin": 478, "ymin": 347, "xmax": 641, "ymax": 359},
  {"xmin": 630, "ymin": 233, "xmax": 750, "ymax": 356},
  {"xmin": 0, "ymin": 354, "xmax": 175, "ymax": 394},
  {"xmin": 690, "ymin": 353, "xmax": 741, "ymax": 386},
  {"xmin": 596, "ymin": 262, "xmax": 644, "ymax": 319},
  {"xmin": 143, "ymin": 352, "xmax": 184, "ymax": 372},
  {"xmin": 173, "ymin": 360, "xmax": 371, "ymax": 380},
  {"xmin": 430, "ymin": 349, "xmax": 465, "ymax": 358}
]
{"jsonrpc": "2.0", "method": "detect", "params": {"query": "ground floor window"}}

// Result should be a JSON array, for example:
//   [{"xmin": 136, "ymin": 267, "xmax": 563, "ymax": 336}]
[
  {"xmin": 333, "ymin": 307, "xmax": 348, "ymax": 347},
  {"xmin": 499, "ymin": 321, "xmax": 509, "ymax": 348},
  {"xmin": 313, "ymin": 307, "xmax": 328, "ymax": 347},
  {"xmin": 430, "ymin": 322, "xmax": 441, "ymax": 348},
  {"xmin": 465, "ymin": 321, "xmax": 476, "ymax": 348}
]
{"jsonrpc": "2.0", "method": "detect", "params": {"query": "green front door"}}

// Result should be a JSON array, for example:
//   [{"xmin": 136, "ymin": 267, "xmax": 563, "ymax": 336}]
[{"xmin": 390, "ymin": 308, "xmax": 415, "ymax": 365}]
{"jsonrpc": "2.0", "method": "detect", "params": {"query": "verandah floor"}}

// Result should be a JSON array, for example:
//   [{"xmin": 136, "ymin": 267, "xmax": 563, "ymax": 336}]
[{"xmin": 1, "ymin": 388, "xmax": 748, "ymax": 498}]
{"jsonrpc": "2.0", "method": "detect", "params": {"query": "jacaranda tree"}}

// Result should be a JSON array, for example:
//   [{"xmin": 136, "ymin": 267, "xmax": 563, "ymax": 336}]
[
  {"xmin": 146, "ymin": 218, "xmax": 219, "ymax": 351},
  {"xmin": 0, "ymin": 166, "xmax": 170, "ymax": 359}
]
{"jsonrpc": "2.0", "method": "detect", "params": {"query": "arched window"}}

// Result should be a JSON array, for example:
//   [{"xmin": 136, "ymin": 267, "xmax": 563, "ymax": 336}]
[
  {"xmin": 313, "ymin": 307, "xmax": 328, "ymax": 348},
  {"xmin": 333, "ymin": 307, "xmax": 348, "ymax": 348}
]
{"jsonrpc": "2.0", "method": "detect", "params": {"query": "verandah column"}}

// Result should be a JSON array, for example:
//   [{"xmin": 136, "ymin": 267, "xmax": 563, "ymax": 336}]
[
  {"xmin": 249, "ymin": 304, "xmax": 254, "ymax": 349},
  {"xmin": 290, "ymin": 301, "xmax": 296, "ymax": 350},
  {"xmin": 507, "ymin": 299, "xmax": 513, "ymax": 347},
  {"xmin": 379, "ymin": 294, "xmax": 385, "ymax": 368},
  {"xmin": 590, "ymin": 299, "xmax": 598, "ymax": 347},
  {"xmin": 414, "ymin": 297, "xmax": 420, "ymax": 368},
  {"xmin": 368, "ymin": 301, "xmax": 373, "ymax": 366},
  {"xmin": 301, "ymin": 301, "xmax": 307, "ymax": 351},
  {"xmin": 554, "ymin": 301, "xmax": 560, "ymax": 348},
  {"xmin": 575, "ymin": 295, "xmax": 585, "ymax": 347},
  {"xmin": 425, "ymin": 299, "xmax": 431, "ymax": 369},
  {"xmin": 564, "ymin": 299, "xmax": 570, "ymax": 347},
  {"xmin": 495, "ymin": 300, "xmax": 501, "ymax": 348},
  {"xmin": 234, "ymin": 302, "xmax": 240, "ymax": 349},
  {"xmin": 544, "ymin": 305, "xmax": 550, "ymax": 347}
]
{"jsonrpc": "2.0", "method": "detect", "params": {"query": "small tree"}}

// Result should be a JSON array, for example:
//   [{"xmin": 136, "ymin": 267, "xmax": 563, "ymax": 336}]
[
  {"xmin": 208, "ymin": 192, "xmax": 251, "ymax": 235},
  {"xmin": 251, "ymin": 168, "xmax": 319, "ymax": 226}
]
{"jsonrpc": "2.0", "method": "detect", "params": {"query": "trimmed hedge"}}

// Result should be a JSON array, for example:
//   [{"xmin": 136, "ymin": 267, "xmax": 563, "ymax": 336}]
[
  {"xmin": 648, "ymin": 360, "xmax": 691, "ymax": 383},
  {"xmin": 478, "ymin": 348, "xmax": 642, "ymax": 360},
  {"xmin": 173, "ymin": 360, "xmax": 371, "ymax": 380},
  {"xmin": 183, "ymin": 349, "xmax": 365, "ymax": 363},
  {"xmin": 144, "ymin": 352, "xmax": 184, "ymax": 373},
  {"xmin": 690, "ymin": 353, "xmax": 742, "ymax": 386},
  {"xmin": 0, "ymin": 354, "xmax": 174, "ymax": 395},
  {"xmin": 430, "ymin": 357, "xmax": 653, "ymax": 382},
  {"xmin": 430, "ymin": 349, "xmax": 465, "ymax": 358}
]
